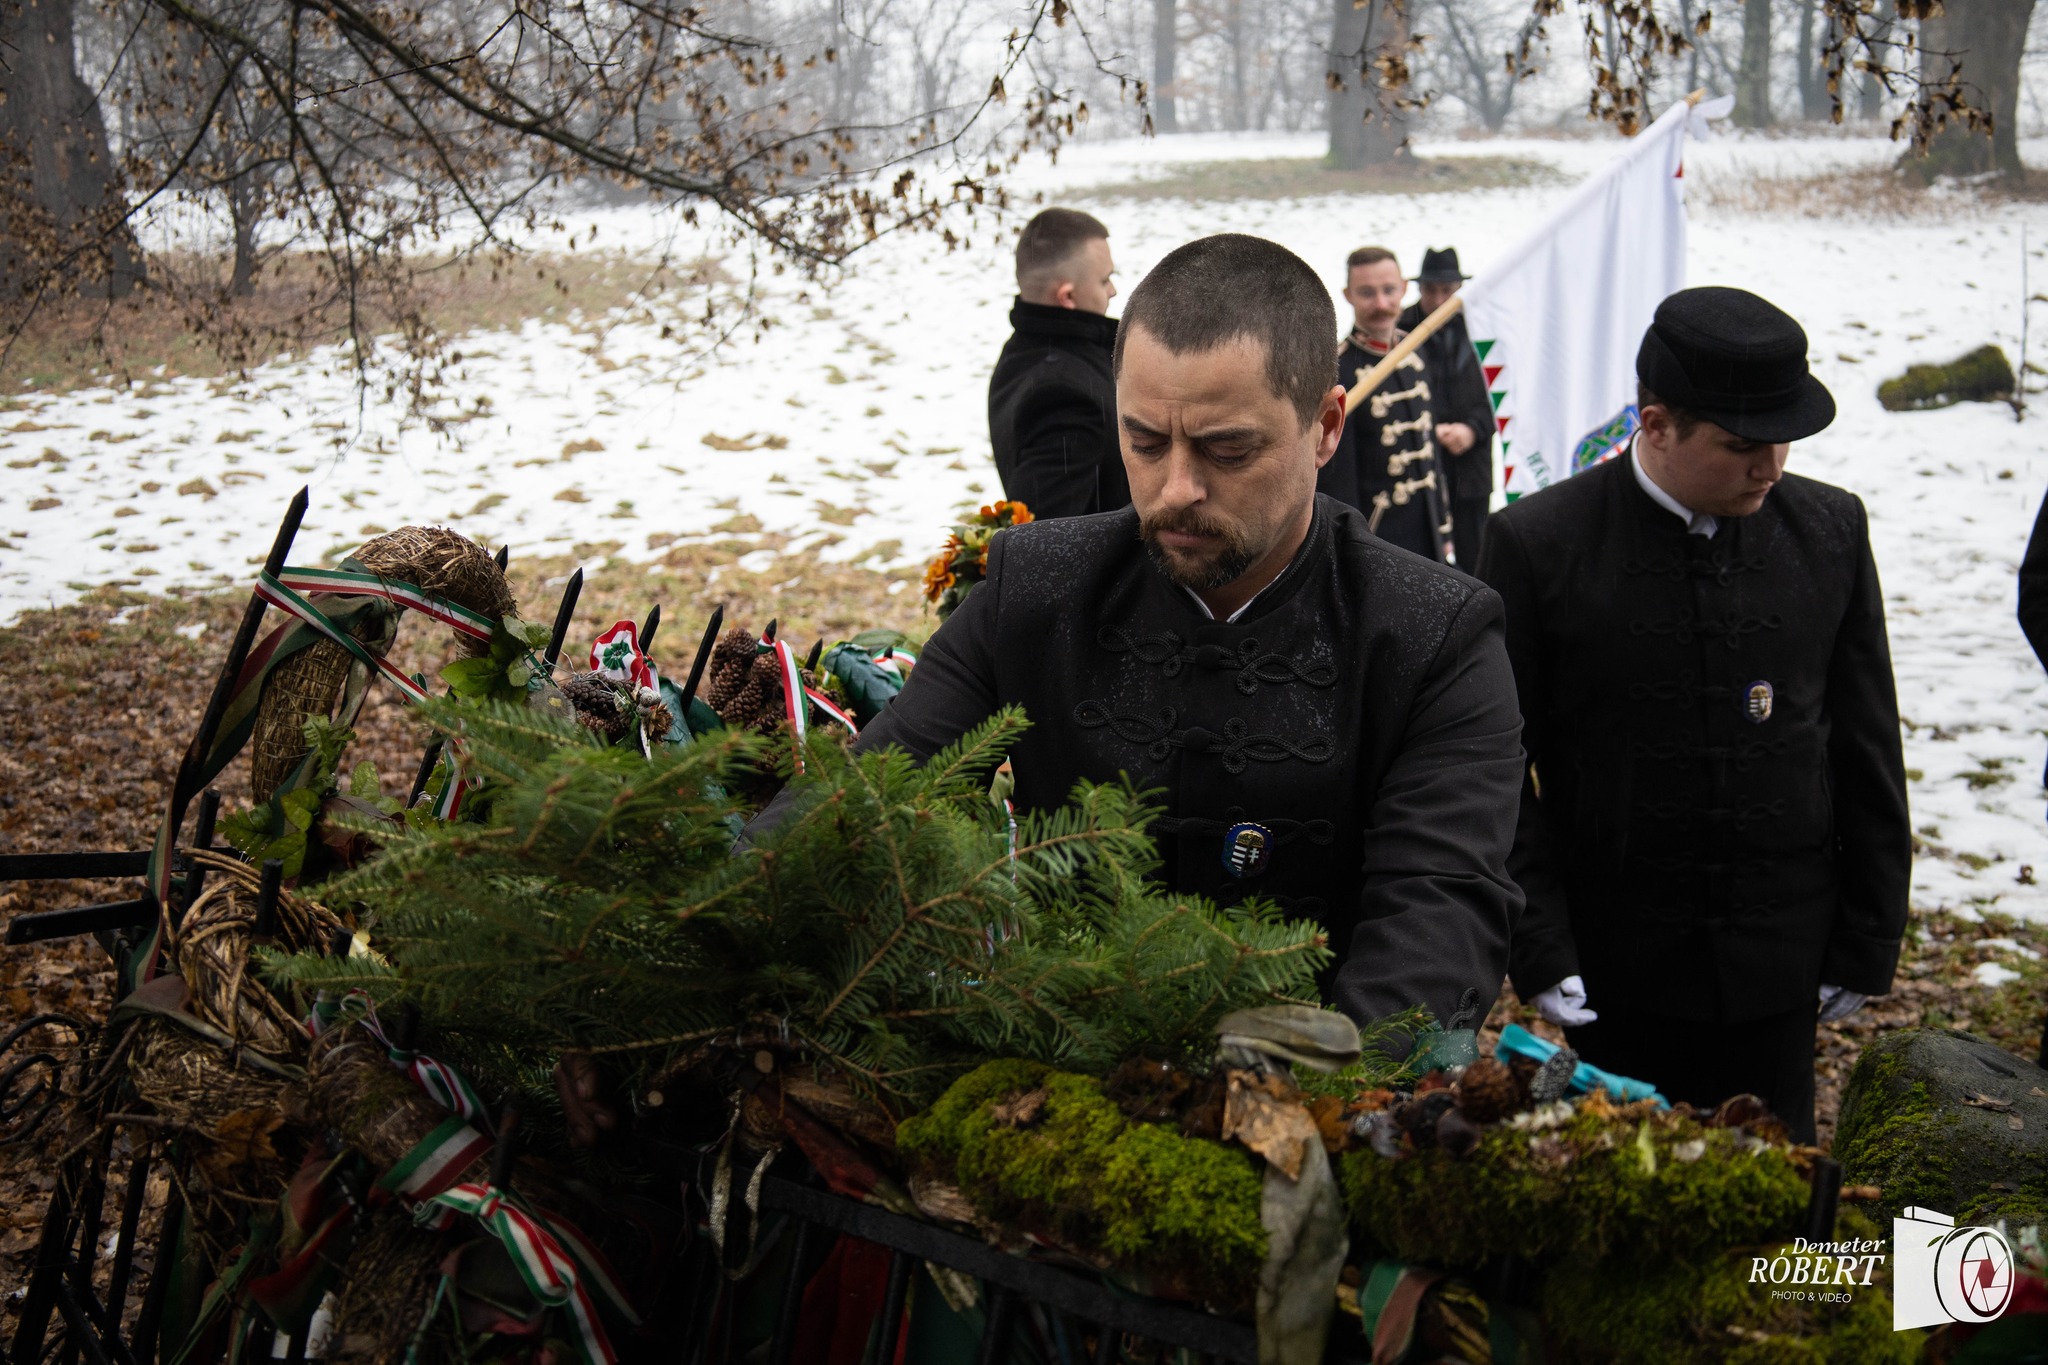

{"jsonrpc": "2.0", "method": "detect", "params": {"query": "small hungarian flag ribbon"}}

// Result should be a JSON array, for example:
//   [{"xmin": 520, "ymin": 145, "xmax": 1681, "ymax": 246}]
[
  {"xmin": 589, "ymin": 621, "xmax": 656, "ymax": 692},
  {"xmin": 375, "ymin": 1117, "xmax": 493, "ymax": 1204},
  {"xmin": 319, "ymin": 990, "xmax": 494, "ymax": 1127},
  {"xmin": 803, "ymin": 685, "xmax": 857, "ymax": 735},
  {"xmin": 416, "ymin": 1182, "xmax": 639, "ymax": 1365},
  {"xmin": 764, "ymin": 632, "xmax": 809, "ymax": 770}
]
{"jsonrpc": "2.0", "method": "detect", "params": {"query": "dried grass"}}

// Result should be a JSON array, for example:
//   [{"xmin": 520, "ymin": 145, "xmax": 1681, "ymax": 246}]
[{"xmin": 1687, "ymin": 162, "xmax": 2048, "ymax": 221}]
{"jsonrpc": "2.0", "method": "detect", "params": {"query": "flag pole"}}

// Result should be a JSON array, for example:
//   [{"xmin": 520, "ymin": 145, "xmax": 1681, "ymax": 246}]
[{"xmin": 1343, "ymin": 88, "xmax": 1708, "ymax": 415}]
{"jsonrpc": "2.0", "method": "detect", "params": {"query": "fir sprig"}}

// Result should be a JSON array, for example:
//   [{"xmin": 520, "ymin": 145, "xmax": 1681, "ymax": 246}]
[{"xmin": 264, "ymin": 698, "xmax": 1333, "ymax": 1112}]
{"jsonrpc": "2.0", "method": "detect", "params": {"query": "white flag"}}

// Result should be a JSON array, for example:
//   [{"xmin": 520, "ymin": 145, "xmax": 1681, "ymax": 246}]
[{"xmin": 1461, "ymin": 96, "xmax": 1731, "ymax": 500}]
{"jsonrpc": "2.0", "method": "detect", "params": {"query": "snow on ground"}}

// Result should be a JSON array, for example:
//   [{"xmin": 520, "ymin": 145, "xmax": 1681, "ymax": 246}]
[{"xmin": 6, "ymin": 123, "xmax": 2048, "ymax": 917}]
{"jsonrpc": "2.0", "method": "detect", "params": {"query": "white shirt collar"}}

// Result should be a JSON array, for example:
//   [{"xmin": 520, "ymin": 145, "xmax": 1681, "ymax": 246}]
[
  {"xmin": 1630, "ymin": 439, "xmax": 1718, "ymax": 538},
  {"xmin": 1182, "ymin": 584, "xmax": 1265, "ymax": 623}
]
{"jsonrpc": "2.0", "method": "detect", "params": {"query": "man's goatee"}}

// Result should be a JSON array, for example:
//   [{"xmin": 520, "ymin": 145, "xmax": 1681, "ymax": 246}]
[{"xmin": 1139, "ymin": 508, "xmax": 1257, "ymax": 591}]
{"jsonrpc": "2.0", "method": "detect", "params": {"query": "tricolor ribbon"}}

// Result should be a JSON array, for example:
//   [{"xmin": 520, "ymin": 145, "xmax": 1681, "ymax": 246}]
[
  {"xmin": 802, "ymin": 685, "xmax": 858, "ymax": 735},
  {"xmin": 317, "ymin": 991, "xmax": 494, "ymax": 1127},
  {"xmin": 416, "ymin": 1182, "xmax": 639, "ymax": 1365},
  {"xmin": 765, "ymin": 634, "xmax": 809, "ymax": 771},
  {"xmin": 272, "ymin": 567, "xmax": 498, "ymax": 642}
]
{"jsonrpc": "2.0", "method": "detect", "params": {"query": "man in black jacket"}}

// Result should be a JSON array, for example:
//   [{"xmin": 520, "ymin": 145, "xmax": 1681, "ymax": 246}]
[
  {"xmin": 988, "ymin": 208, "xmax": 1124, "ymax": 518},
  {"xmin": 1475, "ymin": 287, "xmax": 1910, "ymax": 1142},
  {"xmin": 767, "ymin": 233, "xmax": 1526, "ymax": 1046},
  {"xmin": 1397, "ymin": 247, "xmax": 1496, "ymax": 564},
  {"xmin": 1321, "ymin": 246, "xmax": 1451, "ymax": 562}
]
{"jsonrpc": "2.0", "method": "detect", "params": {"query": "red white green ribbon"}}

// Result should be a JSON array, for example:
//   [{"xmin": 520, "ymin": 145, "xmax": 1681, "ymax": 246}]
[
  {"xmin": 272, "ymin": 567, "xmax": 497, "ymax": 642},
  {"xmin": 803, "ymin": 685, "xmax": 858, "ymax": 735},
  {"xmin": 316, "ymin": 991, "xmax": 494, "ymax": 1126},
  {"xmin": 375, "ymin": 1116, "xmax": 494, "ymax": 1203},
  {"xmin": 765, "ymin": 634, "xmax": 809, "ymax": 771},
  {"xmin": 416, "ymin": 1182, "xmax": 638, "ymax": 1365},
  {"xmin": 760, "ymin": 633, "xmax": 858, "ymax": 773}
]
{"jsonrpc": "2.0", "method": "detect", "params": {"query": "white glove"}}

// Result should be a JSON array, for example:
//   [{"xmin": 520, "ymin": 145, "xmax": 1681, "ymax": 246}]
[
  {"xmin": 1531, "ymin": 974, "xmax": 1599, "ymax": 1027},
  {"xmin": 1817, "ymin": 984, "xmax": 1869, "ymax": 1024}
]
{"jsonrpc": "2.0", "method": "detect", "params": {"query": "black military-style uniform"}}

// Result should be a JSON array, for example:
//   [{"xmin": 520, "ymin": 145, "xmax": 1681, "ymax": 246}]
[
  {"xmin": 1477, "ymin": 452, "xmax": 1909, "ymax": 1137},
  {"xmin": 1318, "ymin": 330, "xmax": 1450, "ymax": 563},
  {"xmin": 1398, "ymin": 302, "xmax": 1495, "ymax": 563},
  {"xmin": 786, "ymin": 497, "xmax": 1526, "ymax": 1029},
  {"xmin": 988, "ymin": 300, "xmax": 1124, "ymax": 518}
]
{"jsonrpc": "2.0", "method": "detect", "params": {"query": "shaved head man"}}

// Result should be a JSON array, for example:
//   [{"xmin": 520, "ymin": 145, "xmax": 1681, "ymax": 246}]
[{"xmin": 988, "ymin": 208, "xmax": 1125, "ymax": 518}]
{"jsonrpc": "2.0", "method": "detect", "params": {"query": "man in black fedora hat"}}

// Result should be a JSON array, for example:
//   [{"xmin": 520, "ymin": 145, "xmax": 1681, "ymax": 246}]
[
  {"xmin": 1475, "ymin": 285, "xmax": 1909, "ymax": 1142},
  {"xmin": 1398, "ymin": 246, "xmax": 1498, "ymax": 563}
]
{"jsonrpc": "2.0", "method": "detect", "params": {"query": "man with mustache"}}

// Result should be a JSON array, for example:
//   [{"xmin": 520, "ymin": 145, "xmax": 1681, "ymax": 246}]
[
  {"xmin": 770, "ymin": 233, "xmax": 1527, "ymax": 1042},
  {"xmin": 1475, "ymin": 287, "xmax": 1910, "ymax": 1142},
  {"xmin": 1319, "ymin": 246, "xmax": 1455, "ymax": 564}
]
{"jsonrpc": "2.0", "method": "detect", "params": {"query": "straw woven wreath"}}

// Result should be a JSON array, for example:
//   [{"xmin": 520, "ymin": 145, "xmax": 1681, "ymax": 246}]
[{"xmin": 249, "ymin": 527, "xmax": 516, "ymax": 798}]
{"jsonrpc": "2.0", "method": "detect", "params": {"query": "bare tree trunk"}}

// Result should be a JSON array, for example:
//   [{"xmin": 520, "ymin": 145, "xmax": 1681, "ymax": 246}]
[
  {"xmin": 1326, "ymin": 0, "xmax": 1407, "ymax": 168},
  {"xmin": 1732, "ymin": 0, "xmax": 1773, "ymax": 127},
  {"xmin": 1859, "ymin": 16, "xmax": 1890, "ymax": 118},
  {"xmin": 1797, "ymin": 0, "xmax": 1830, "ymax": 120},
  {"xmin": 1914, "ymin": 0, "xmax": 2036, "ymax": 178},
  {"xmin": 0, "ymin": 0, "xmax": 143, "ymax": 298},
  {"xmin": 1153, "ymin": 0, "xmax": 1179, "ymax": 132},
  {"xmin": 1228, "ymin": 0, "xmax": 1249, "ymax": 131},
  {"xmin": 228, "ymin": 170, "xmax": 258, "ymax": 298}
]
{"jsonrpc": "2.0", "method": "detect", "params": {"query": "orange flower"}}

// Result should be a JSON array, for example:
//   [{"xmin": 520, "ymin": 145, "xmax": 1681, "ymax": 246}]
[
  {"xmin": 1000, "ymin": 500, "xmax": 1033, "ymax": 525},
  {"xmin": 922, "ymin": 553, "xmax": 956, "ymax": 603}
]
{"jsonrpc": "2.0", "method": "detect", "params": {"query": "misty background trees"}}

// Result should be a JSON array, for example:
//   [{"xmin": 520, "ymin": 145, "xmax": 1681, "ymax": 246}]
[{"xmin": 0, "ymin": 0, "xmax": 2034, "ymax": 385}]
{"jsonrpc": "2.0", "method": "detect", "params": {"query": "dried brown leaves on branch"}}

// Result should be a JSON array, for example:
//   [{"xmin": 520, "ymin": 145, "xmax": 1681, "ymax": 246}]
[
  {"xmin": 2, "ymin": 0, "xmax": 1122, "ymax": 403},
  {"xmin": 1506, "ymin": 0, "xmax": 1988, "ymax": 141}
]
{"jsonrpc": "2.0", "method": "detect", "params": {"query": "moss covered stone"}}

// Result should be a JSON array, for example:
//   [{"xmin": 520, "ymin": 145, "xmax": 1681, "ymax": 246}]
[
  {"xmin": 896, "ymin": 1059, "xmax": 1267, "ymax": 1297},
  {"xmin": 1340, "ymin": 1105, "xmax": 1809, "ymax": 1268},
  {"xmin": 1540, "ymin": 1209, "xmax": 1923, "ymax": 1364},
  {"xmin": 1834, "ymin": 1028, "xmax": 2048, "ymax": 1221},
  {"xmin": 1876, "ymin": 344, "xmax": 2016, "ymax": 411}
]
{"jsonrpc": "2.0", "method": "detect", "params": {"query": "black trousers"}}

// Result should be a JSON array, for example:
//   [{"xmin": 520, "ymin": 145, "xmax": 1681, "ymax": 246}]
[{"xmin": 1565, "ymin": 1004, "xmax": 1818, "ymax": 1143}]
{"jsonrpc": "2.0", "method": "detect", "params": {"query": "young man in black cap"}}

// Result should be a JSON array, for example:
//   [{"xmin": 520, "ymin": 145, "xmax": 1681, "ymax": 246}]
[
  {"xmin": 1474, "ymin": 286, "xmax": 1909, "ymax": 1142},
  {"xmin": 988, "ymin": 208, "xmax": 1124, "ymax": 518},
  {"xmin": 1397, "ymin": 247, "xmax": 1497, "ymax": 563}
]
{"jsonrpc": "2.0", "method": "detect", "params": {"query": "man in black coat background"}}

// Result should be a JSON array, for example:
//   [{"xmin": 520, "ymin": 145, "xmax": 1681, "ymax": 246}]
[
  {"xmin": 1320, "ymin": 246, "xmax": 1452, "ymax": 563},
  {"xmin": 987, "ymin": 207, "xmax": 1124, "ymax": 518},
  {"xmin": 765, "ymin": 233, "xmax": 1527, "ymax": 1052},
  {"xmin": 1475, "ymin": 287, "xmax": 1910, "ymax": 1143},
  {"xmin": 1397, "ymin": 247, "xmax": 1496, "ymax": 564}
]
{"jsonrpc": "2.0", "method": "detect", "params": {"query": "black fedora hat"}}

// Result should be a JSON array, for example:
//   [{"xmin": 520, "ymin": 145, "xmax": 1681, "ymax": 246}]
[
  {"xmin": 1413, "ymin": 247, "xmax": 1469, "ymax": 284},
  {"xmin": 1636, "ymin": 286, "xmax": 1835, "ymax": 443}
]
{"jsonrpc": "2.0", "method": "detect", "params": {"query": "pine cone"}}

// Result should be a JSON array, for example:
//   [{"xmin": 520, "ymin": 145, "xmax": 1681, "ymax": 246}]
[
  {"xmin": 638, "ymin": 696, "xmax": 675, "ymax": 740},
  {"xmin": 559, "ymin": 672, "xmax": 627, "ymax": 738},
  {"xmin": 1453, "ymin": 1056, "xmax": 1525, "ymax": 1124},
  {"xmin": 702, "ymin": 628, "xmax": 763, "ymax": 715}
]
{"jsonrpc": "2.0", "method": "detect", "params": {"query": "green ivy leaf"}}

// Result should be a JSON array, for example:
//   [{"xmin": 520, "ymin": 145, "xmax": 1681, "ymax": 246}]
[
  {"xmin": 349, "ymin": 760, "xmax": 382, "ymax": 800},
  {"xmin": 441, "ymin": 657, "xmax": 504, "ymax": 698}
]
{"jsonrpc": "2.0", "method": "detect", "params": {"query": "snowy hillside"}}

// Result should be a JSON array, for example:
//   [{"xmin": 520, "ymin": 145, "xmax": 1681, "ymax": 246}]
[{"xmin": 5, "ymin": 127, "xmax": 2048, "ymax": 920}]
